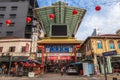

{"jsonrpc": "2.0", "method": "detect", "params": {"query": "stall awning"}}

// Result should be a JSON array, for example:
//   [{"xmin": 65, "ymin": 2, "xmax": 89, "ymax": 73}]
[
  {"xmin": 22, "ymin": 60, "xmax": 41, "ymax": 64},
  {"xmin": 0, "ymin": 56, "xmax": 28, "ymax": 62}
]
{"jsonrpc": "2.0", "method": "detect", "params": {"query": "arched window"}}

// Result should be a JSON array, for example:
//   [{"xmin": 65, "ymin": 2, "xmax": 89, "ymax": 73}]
[
  {"xmin": 118, "ymin": 41, "xmax": 120, "ymax": 49},
  {"xmin": 109, "ymin": 40, "xmax": 115, "ymax": 49},
  {"xmin": 97, "ymin": 40, "xmax": 102, "ymax": 49}
]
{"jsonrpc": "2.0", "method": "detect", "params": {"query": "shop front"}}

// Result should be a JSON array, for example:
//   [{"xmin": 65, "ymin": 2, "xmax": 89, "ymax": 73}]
[{"xmin": 111, "ymin": 56, "xmax": 120, "ymax": 73}]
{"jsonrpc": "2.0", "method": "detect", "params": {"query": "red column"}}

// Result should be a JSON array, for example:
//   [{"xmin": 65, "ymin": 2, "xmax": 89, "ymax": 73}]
[
  {"xmin": 74, "ymin": 47, "xmax": 77, "ymax": 62},
  {"xmin": 42, "ymin": 47, "xmax": 44, "ymax": 73},
  {"xmin": 38, "ymin": 46, "xmax": 44, "ymax": 73}
]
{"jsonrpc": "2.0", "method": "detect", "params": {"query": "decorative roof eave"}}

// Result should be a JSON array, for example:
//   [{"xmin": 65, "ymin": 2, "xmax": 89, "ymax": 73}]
[{"xmin": 37, "ymin": 38, "xmax": 82, "ymax": 45}]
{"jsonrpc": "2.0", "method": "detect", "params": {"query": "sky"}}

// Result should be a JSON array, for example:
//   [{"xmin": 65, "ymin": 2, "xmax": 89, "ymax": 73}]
[{"xmin": 37, "ymin": 0, "xmax": 120, "ymax": 40}]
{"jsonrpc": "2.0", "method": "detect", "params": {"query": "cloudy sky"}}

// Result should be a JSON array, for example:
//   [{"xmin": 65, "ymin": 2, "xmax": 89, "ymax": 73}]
[{"xmin": 37, "ymin": 0, "xmax": 120, "ymax": 40}]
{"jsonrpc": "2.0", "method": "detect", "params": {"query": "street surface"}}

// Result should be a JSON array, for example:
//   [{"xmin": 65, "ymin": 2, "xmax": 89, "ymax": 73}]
[{"xmin": 0, "ymin": 73, "xmax": 120, "ymax": 80}]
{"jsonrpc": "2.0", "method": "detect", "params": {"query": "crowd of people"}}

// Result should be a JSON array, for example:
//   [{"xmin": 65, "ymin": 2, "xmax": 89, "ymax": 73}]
[{"xmin": 0, "ymin": 62, "xmax": 19, "ymax": 76}]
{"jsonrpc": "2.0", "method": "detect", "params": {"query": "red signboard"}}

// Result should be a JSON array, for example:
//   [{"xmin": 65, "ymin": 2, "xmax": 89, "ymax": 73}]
[
  {"xmin": 25, "ymin": 43, "xmax": 29, "ymax": 52},
  {"xmin": 47, "ymin": 56, "xmax": 71, "ymax": 60},
  {"xmin": 60, "ymin": 56, "xmax": 71, "ymax": 60},
  {"xmin": 47, "ymin": 56, "xmax": 58, "ymax": 60}
]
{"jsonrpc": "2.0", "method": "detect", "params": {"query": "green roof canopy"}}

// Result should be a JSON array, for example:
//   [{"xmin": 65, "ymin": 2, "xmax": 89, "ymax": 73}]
[{"xmin": 34, "ymin": 1, "xmax": 86, "ymax": 38}]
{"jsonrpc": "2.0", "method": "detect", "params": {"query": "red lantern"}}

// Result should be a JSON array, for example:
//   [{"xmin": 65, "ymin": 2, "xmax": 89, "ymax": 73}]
[
  {"xmin": 49, "ymin": 13, "xmax": 55, "ymax": 19},
  {"xmin": 72, "ymin": 9, "xmax": 78, "ymax": 15},
  {"xmin": 5, "ymin": 20, "xmax": 12, "ymax": 26},
  {"xmin": 37, "ymin": 46, "xmax": 43, "ymax": 49},
  {"xmin": 76, "ymin": 45, "xmax": 81, "ymax": 48},
  {"xmin": 95, "ymin": 5, "xmax": 101, "ymax": 11},
  {"xmin": 26, "ymin": 17, "xmax": 32, "ymax": 23}
]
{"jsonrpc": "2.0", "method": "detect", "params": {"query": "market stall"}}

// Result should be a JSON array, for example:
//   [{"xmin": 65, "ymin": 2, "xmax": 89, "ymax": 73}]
[{"xmin": 19, "ymin": 60, "xmax": 42, "ymax": 77}]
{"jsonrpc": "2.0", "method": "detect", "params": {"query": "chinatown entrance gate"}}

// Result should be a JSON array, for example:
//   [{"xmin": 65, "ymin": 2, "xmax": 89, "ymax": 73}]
[{"xmin": 34, "ymin": 1, "xmax": 86, "ymax": 73}]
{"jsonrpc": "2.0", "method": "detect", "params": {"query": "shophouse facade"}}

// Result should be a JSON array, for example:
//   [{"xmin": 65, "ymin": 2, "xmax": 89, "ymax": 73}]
[
  {"xmin": 80, "ymin": 34, "xmax": 120, "ymax": 74},
  {"xmin": 0, "ymin": 37, "xmax": 31, "ymax": 63}
]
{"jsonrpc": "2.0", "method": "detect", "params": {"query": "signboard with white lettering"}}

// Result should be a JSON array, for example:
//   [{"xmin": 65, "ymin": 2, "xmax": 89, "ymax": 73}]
[
  {"xmin": 28, "ymin": 72, "xmax": 34, "ymax": 77},
  {"xmin": 45, "ymin": 45, "xmax": 73, "ymax": 53},
  {"xmin": 103, "ymin": 50, "xmax": 117, "ymax": 56}
]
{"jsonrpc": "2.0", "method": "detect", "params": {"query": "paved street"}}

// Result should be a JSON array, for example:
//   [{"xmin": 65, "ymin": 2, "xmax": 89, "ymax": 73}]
[{"xmin": 0, "ymin": 73, "xmax": 120, "ymax": 80}]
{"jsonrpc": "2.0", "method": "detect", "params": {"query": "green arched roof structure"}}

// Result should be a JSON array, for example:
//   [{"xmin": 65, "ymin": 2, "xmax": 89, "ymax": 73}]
[{"xmin": 34, "ymin": 1, "xmax": 86, "ymax": 38}]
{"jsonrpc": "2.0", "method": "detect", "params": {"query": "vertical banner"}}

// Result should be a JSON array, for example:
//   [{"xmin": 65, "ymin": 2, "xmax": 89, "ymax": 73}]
[{"xmin": 25, "ymin": 43, "xmax": 29, "ymax": 52}]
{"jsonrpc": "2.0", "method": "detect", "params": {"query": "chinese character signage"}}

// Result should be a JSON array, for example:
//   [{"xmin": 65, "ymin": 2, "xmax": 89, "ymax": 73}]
[{"xmin": 45, "ymin": 45, "xmax": 73, "ymax": 53}]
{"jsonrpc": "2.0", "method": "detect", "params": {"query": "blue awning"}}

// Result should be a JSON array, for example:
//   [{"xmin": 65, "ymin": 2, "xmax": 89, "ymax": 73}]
[
  {"xmin": 70, "ymin": 62, "xmax": 82, "ymax": 65},
  {"xmin": 22, "ymin": 60, "xmax": 41, "ymax": 64}
]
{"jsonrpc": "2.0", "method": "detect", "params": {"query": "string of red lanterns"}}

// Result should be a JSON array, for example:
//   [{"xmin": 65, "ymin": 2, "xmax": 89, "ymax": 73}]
[
  {"xmin": 48, "ymin": 9, "xmax": 78, "ymax": 19},
  {"xmin": 5, "ymin": 17, "xmax": 32, "ymax": 26},
  {"xmin": 20, "ymin": 61, "xmax": 40, "ymax": 67},
  {"xmin": 4, "ymin": 6, "xmax": 101, "ymax": 26}
]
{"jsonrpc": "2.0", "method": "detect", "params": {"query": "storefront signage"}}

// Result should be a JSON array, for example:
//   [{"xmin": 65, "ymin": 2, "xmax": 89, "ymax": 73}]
[
  {"xmin": 77, "ymin": 53, "xmax": 81, "ymax": 57},
  {"xmin": 46, "ymin": 53, "xmax": 72, "ymax": 56},
  {"xmin": 103, "ymin": 50, "xmax": 117, "ymax": 56}
]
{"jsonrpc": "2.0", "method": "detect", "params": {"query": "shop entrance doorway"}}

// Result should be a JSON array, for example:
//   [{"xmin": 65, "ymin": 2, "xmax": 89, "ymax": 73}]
[{"xmin": 45, "ymin": 56, "xmax": 74, "ymax": 73}]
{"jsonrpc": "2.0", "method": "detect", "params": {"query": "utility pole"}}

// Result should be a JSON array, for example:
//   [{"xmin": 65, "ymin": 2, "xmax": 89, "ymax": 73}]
[{"xmin": 103, "ymin": 56, "xmax": 107, "ymax": 80}]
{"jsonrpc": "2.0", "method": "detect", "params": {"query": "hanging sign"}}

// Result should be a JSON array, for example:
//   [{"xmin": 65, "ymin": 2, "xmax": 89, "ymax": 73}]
[
  {"xmin": 25, "ymin": 43, "xmax": 29, "ymax": 52},
  {"xmin": 103, "ymin": 50, "xmax": 117, "ymax": 56}
]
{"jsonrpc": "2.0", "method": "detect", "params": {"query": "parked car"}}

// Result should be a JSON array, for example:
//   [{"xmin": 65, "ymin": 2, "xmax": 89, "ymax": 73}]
[
  {"xmin": 66, "ymin": 62, "xmax": 83, "ymax": 75},
  {"xmin": 66, "ymin": 67, "xmax": 78, "ymax": 74}
]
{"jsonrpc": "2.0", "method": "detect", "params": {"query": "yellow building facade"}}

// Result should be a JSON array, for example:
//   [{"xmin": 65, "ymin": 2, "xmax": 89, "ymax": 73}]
[{"xmin": 80, "ymin": 34, "xmax": 120, "ymax": 74}]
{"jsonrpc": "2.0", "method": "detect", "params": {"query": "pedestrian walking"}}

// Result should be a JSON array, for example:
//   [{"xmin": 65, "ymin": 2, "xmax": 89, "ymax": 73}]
[
  {"xmin": 2, "ymin": 64, "xmax": 7, "ymax": 74},
  {"xmin": 61, "ymin": 66, "xmax": 64, "ymax": 76},
  {"xmin": 0, "ymin": 66, "xmax": 2, "ymax": 74}
]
